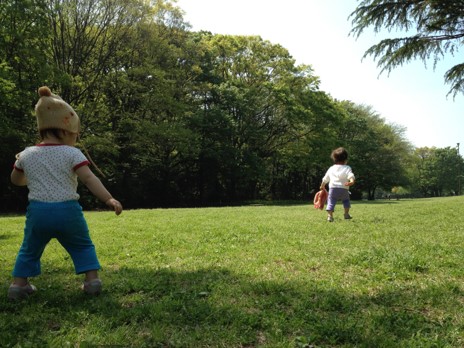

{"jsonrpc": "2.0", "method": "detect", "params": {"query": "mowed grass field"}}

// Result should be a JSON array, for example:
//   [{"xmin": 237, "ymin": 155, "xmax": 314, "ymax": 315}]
[{"xmin": 1, "ymin": 197, "xmax": 464, "ymax": 347}]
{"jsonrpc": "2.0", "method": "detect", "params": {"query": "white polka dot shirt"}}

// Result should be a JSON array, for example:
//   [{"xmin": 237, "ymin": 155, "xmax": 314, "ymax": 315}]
[{"xmin": 14, "ymin": 144, "xmax": 90, "ymax": 202}]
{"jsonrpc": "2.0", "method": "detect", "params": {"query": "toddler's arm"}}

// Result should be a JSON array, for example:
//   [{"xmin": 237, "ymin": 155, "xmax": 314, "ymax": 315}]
[
  {"xmin": 76, "ymin": 165, "xmax": 123, "ymax": 215},
  {"xmin": 11, "ymin": 168, "xmax": 27, "ymax": 186},
  {"xmin": 344, "ymin": 179, "xmax": 355, "ymax": 186},
  {"xmin": 320, "ymin": 179, "xmax": 329, "ymax": 190}
]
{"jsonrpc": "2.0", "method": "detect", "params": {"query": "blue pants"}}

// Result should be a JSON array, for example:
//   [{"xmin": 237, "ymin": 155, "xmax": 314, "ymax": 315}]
[
  {"xmin": 12, "ymin": 200, "xmax": 100, "ymax": 278},
  {"xmin": 326, "ymin": 188, "xmax": 351, "ymax": 212}
]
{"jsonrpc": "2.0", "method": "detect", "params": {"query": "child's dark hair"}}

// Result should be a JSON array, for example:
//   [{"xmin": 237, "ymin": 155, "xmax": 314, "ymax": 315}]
[
  {"xmin": 331, "ymin": 147, "xmax": 348, "ymax": 163},
  {"xmin": 39, "ymin": 128, "xmax": 64, "ymax": 141}
]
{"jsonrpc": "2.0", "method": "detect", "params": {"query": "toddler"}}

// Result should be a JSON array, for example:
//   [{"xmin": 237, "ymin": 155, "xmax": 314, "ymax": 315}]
[
  {"xmin": 320, "ymin": 147, "xmax": 355, "ymax": 222},
  {"xmin": 8, "ymin": 86, "xmax": 122, "ymax": 300}
]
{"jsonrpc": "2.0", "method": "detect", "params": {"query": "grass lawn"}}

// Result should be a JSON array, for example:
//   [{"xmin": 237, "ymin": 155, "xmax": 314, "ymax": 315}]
[{"xmin": 1, "ymin": 197, "xmax": 464, "ymax": 347}]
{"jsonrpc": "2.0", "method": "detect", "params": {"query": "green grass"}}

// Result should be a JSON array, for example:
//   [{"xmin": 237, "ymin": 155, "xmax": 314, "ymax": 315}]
[{"xmin": 1, "ymin": 197, "xmax": 464, "ymax": 347}]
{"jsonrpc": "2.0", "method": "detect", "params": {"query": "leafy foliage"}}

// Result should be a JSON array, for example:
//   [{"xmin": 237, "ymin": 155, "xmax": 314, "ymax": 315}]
[
  {"xmin": 0, "ymin": 0, "xmax": 53, "ymax": 209},
  {"xmin": 412, "ymin": 146, "xmax": 464, "ymax": 196},
  {"xmin": 350, "ymin": 0, "xmax": 464, "ymax": 97},
  {"xmin": 337, "ymin": 102, "xmax": 413, "ymax": 200}
]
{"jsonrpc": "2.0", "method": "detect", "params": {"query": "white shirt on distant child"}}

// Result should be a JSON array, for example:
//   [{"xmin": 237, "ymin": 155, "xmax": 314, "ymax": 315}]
[{"xmin": 322, "ymin": 164, "xmax": 355, "ymax": 190}]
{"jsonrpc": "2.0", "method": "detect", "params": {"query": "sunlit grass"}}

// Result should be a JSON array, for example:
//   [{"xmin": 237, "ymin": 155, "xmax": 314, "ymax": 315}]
[{"xmin": 1, "ymin": 197, "xmax": 464, "ymax": 347}]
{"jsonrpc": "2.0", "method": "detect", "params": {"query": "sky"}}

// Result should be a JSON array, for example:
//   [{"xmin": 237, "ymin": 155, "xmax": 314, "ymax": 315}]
[{"xmin": 175, "ymin": 0, "xmax": 464, "ymax": 155}]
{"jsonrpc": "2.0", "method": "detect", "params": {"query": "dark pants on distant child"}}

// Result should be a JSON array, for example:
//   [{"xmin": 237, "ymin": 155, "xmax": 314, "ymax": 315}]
[{"xmin": 326, "ymin": 188, "xmax": 351, "ymax": 211}]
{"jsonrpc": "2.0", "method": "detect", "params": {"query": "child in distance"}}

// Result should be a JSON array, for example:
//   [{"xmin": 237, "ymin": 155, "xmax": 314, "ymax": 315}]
[{"xmin": 320, "ymin": 147, "xmax": 355, "ymax": 222}]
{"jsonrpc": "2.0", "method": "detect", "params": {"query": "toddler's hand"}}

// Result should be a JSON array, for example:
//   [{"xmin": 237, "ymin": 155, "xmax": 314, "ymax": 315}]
[
  {"xmin": 344, "ymin": 181, "xmax": 354, "ymax": 187},
  {"xmin": 106, "ymin": 198, "xmax": 123, "ymax": 215}
]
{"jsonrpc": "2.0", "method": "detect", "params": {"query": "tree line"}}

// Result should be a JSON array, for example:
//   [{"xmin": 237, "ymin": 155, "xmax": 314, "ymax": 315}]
[{"xmin": 0, "ymin": 0, "xmax": 462, "ymax": 211}]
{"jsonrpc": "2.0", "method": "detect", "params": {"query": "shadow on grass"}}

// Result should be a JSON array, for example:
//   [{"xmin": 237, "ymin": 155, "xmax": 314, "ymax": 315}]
[
  {"xmin": 242, "ymin": 199, "xmax": 403, "ymax": 207},
  {"xmin": 241, "ymin": 200, "xmax": 311, "ymax": 207},
  {"xmin": 0, "ymin": 233, "xmax": 15, "ymax": 240},
  {"xmin": 351, "ymin": 200, "xmax": 401, "ymax": 205},
  {"xmin": 1, "ymin": 266, "xmax": 462, "ymax": 347},
  {"xmin": 0, "ymin": 212, "xmax": 25, "ymax": 218}
]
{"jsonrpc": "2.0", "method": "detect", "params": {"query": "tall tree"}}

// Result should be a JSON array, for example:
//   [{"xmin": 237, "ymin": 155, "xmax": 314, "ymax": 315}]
[
  {"xmin": 188, "ymin": 33, "xmax": 323, "ymax": 202},
  {"xmin": 337, "ymin": 101, "xmax": 413, "ymax": 200},
  {"xmin": 269, "ymin": 90, "xmax": 344, "ymax": 200},
  {"xmin": 350, "ymin": 0, "xmax": 464, "ymax": 97},
  {"xmin": 413, "ymin": 146, "xmax": 463, "ymax": 196},
  {"xmin": 90, "ymin": 0, "xmax": 195, "ymax": 208},
  {"xmin": 0, "ymin": 0, "xmax": 53, "ymax": 210},
  {"xmin": 44, "ymin": 0, "xmax": 150, "ymax": 104}
]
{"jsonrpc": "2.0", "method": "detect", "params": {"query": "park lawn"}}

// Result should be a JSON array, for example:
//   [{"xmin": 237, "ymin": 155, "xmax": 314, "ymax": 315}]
[{"xmin": 1, "ymin": 197, "xmax": 464, "ymax": 347}]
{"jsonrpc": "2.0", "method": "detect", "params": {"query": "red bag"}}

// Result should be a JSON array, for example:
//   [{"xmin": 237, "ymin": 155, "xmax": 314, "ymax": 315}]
[{"xmin": 313, "ymin": 188, "xmax": 328, "ymax": 210}]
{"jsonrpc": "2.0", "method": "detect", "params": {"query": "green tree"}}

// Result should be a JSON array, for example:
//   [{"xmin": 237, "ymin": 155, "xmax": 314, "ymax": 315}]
[
  {"xmin": 350, "ymin": 0, "xmax": 464, "ymax": 96},
  {"xmin": 0, "ymin": 0, "xmax": 53, "ymax": 210},
  {"xmin": 337, "ymin": 101, "xmax": 413, "ymax": 200},
  {"xmin": 44, "ymin": 0, "xmax": 147, "ymax": 100},
  {"xmin": 413, "ymin": 146, "xmax": 463, "ymax": 196},
  {"xmin": 188, "ymin": 33, "xmax": 325, "ymax": 202},
  {"xmin": 92, "ymin": 1, "xmax": 196, "ymax": 208},
  {"xmin": 270, "ymin": 90, "xmax": 343, "ymax": 200}
]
